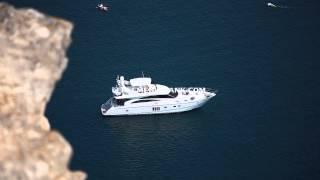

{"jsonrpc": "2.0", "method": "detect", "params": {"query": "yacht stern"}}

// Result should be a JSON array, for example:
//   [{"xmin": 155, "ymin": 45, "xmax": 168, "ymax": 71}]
[{"xmin": 101, "ymin": 98, "xmax": 112, "ymax": 115}]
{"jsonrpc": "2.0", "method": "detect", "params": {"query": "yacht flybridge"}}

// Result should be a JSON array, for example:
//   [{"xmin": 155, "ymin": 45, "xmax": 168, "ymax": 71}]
[{"xmin": 101, "ymin": 75, "xmax": 216, "ymax": 116}]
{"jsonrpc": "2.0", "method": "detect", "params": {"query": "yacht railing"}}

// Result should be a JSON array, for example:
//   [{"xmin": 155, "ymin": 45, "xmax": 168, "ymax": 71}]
[
  {"xmin": 205, "ymin": 88, "xmax": 218, "ymax": 93},
  {"xmin": 170, "ymin": 87, "xmax": 205, "ymax": 92},
  {"xmin": 113, "ymin": 85, "xmax": 157, "ymax": 95},
  {"xmin": 112, "ymin": 87, "xmax": 122, "ymax": 96},
  {"xmin": 101, "ymin": 98, "xmax": 112, "ymax": 111},
  {"xmin": 170, "ymin": 87, "xmax": 218, "ymax": 94}
]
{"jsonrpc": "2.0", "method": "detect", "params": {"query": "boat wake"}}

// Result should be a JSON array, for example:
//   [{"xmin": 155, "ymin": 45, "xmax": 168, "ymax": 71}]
[{"xmin": 267, "ymin": 2, "xmax": 292, "ymax": 9}]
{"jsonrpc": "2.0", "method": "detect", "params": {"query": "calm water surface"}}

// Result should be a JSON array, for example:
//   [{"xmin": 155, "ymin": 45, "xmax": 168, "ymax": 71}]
[{"xmin": 8, "ymin": 0, "xmax": 320, "ymax": 179}]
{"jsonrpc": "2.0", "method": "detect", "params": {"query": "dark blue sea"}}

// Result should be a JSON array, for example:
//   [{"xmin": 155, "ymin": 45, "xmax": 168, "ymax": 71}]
[{"xmin": 8, "ymin": 0, "xmax": 320, "ymax": 179}]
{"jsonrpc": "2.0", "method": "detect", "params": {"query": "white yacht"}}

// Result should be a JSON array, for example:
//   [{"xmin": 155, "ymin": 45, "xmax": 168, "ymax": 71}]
[{"xmin": 101, "ymin": 75, "xmax": 216, "ymax": 116}]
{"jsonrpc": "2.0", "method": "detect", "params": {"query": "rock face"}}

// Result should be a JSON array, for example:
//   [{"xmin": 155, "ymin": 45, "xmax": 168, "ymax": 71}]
[{"xmin": 0, "ymin": 3, "xmax": 86, "ymax": 180}]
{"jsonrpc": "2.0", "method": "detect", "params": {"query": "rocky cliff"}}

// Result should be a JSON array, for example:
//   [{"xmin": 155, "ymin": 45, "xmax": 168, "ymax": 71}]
[{"xmin": 0, "ymin": 3, "xmax": 86, "ymax": 179}]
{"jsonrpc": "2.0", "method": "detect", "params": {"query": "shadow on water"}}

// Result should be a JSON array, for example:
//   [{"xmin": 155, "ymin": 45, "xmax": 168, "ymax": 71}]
[
  {"xmin": 89, "ymin": 109, "xmax": 221, "ymax": 179},
  {"xmin": 101, "ymin": 108, "xmax": 213, "ymax": 135}
]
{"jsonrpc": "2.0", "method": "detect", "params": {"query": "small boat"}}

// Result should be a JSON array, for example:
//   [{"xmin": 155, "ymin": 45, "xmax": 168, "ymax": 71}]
[
  {"xmin": 267, "ymin": 2, "xmax": 277, "ymax": 8},
  {"xmin": 96, "ymin": 2, "xmax": 108, "ymax": 12}
]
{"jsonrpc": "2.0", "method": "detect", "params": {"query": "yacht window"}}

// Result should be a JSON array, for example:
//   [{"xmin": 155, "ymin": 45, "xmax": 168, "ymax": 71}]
[
  {"xmin": 152, "ymin": 107, "xmax": 160, "ymax": 111},
  {"xmin": 141, "ymin": 93, "xmax": 177, "ymax": 99},
  {"xmin": 115, "ymin": 99, "xmax": 128, "ymax": 106},
  {"xmin": 133, "ymin": 100, "xmax": 158, "ymax": 103},
  {"xmin": 169, "ymin": 91, "xmax": 178, "ymax": 98},
  {"xmin": 191, "ymin": 97, "xmax": 195, "ymax": 100}
]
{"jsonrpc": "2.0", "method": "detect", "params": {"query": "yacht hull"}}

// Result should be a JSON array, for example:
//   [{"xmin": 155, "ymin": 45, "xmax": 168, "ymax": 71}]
[{"xmin": 101, "ymin": 96, "xmax": 214, "ymax": 116}]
